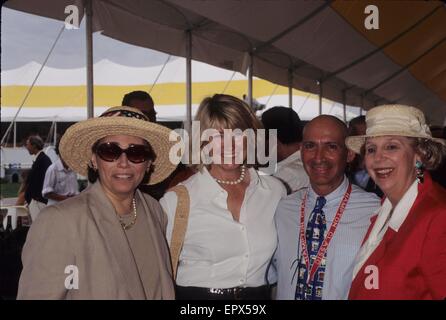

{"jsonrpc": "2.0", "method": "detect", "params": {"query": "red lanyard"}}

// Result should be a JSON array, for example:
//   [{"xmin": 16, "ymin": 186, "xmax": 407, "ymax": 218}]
[{"xmin": 299, "ymin": 183, "xmax": 352, "ymax": 284}]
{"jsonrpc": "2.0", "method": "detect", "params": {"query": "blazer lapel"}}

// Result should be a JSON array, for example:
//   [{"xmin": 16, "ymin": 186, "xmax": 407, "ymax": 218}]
[
  {"xmin": 371, "ymin": 176, "xmax": 434, "ymax": 265},
  {"xmin": 86, "ymin": 183, "xmax": 146, "ymax": 299},
  {"xmin": 368, "ymin": 227, "xmax": 397, "ymax": 265},
  {"xmin": 354, "ymin": 214, "xmax": 397, "ymax": 281}
]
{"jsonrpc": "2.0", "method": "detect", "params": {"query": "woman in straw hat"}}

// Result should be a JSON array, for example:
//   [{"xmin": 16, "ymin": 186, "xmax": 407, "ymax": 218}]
[
  {"xmin": 346, "ymin": 104, "xmax": 446, "ymax": 300},
  {"xmin": 160, "ymin": 94, "xmax": 286, "ymax": 299},
  {"xmin": 18, "ymin": 106, "xmax": 179, "ymax": 299}
]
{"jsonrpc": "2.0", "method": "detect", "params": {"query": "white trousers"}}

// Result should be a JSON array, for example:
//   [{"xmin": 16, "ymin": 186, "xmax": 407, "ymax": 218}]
[{"xmin": 29, "ymin": 199, "xmax": 46, "ymax": 222}]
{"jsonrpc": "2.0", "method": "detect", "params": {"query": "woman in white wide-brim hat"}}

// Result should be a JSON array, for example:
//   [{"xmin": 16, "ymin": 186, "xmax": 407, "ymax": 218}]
[
  {"xmin": 18, "ymin": 106, "xmax": 181, "ymax": 300},
  {"xmin": 345, "ymin": 104, "xmax": 446, "ymax": 300}
]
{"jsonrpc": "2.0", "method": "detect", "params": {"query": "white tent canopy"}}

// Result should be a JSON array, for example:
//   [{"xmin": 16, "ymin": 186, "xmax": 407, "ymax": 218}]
[
  {"xmin": 5, "ymin": 0, "xmax": 445, "ymax": 125},
  {"xmin": 1, "ymin": 7, "xmax": 361, "ymax": 124}
]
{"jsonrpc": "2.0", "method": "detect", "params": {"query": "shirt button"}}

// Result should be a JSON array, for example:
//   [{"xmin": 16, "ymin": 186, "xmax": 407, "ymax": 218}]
[
  {"xmin": 241, "ymin": 226, "xmax": 245, "ymax": 231},
  {"xmin": 244, "ymin": 254, "xmax": 248, "ymax": 258}
]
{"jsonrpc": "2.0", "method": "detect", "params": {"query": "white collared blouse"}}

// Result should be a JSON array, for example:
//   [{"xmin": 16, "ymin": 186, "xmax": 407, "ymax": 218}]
[{"xmin": 160, "ymin": 167, "xmax": 286, "ymax": 288}]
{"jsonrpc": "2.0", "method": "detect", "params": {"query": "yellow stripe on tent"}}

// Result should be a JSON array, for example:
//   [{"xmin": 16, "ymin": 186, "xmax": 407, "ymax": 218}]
[{"xmin": 1, "ymin": 80, "xmax": 306, "ymax": 107}]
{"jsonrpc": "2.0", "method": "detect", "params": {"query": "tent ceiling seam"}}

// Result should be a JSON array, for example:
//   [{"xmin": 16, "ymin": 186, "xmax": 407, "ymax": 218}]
[
  {"xmin": 254, "ymin": 1, "xmax": 332, "ymax": 53},
  {"xmin": 256, "ymin": 49, "xmax": 295, "ymax": 67},
  {"xmin": 323, "ymin": 4, "xmax": 443, "ymax": 82},
  {"xmin": 104, "ymin": 0, "xmax": 255, "ymax": 61},
  {"xmin": 254, "ymin": 54, "xmax": 378, "ymax": 105},
  {"xmin": 365, "ymin": 36, "xmax": 446, "ymax": 97},
  {"xmin": 105, "ymin": 0, "xmax": 193, "ymax": 30},
  {"xmin": 293, "ymin": 62, "xmax": 377, "ymax": 103}
]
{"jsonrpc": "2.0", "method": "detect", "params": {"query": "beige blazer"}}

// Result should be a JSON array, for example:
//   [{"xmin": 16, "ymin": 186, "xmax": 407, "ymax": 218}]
[{"xmin": 17, "ymin": 182, "xmax": 175, "ymax": 300}]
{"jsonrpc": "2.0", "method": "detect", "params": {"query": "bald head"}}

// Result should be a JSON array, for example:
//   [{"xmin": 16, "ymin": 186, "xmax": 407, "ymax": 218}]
[
  {"xmin": 303, "ymin": 115, "xmax": 348, "ymax": 141},
  {"xmin": 301, "ymin": 115, "xmax": 354, "ymax": 196}
]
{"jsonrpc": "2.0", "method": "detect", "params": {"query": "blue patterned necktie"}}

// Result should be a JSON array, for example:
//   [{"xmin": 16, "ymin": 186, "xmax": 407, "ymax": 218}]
[{"xmin": 295, "ymin": 196, "xmax": 327, "ymax": 300}]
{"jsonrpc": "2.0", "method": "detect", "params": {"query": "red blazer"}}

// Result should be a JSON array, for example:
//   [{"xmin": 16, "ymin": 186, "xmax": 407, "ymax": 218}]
[{"xmin": 349, "ymin": 173, "xmax": 446, "ymax": 300}]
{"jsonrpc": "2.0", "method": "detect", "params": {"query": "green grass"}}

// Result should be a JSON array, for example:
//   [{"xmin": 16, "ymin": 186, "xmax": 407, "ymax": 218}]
[{"xmin": 0, "ymin": 182, "xmax": 21, "ymax": 198}]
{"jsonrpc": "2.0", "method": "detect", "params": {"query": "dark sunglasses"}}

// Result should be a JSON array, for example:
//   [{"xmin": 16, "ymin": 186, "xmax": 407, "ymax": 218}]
[{"xmin": 95, "ymin": 142, "xmax": 153, "ymax": 163}]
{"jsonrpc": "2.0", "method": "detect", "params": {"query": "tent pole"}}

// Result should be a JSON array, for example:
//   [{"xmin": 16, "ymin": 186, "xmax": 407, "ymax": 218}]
[
  {"xmin": 86, "ymin": 0, "xmax": 94, "ymax": 119},
  {"xmin": 186, "ymin": 30, "xmax": 192, "ymax": 138},
  {"xmin": 248, "ymin": 52, "xmax": 253, "ymax": 107},
  {"xmin": 360, "ymin": 95, "xmax": 364, "ymax": 116},
  {"xmin": 54, "ymin": 122, "xmax": 57, "ymax": 145},
  {"xmin": 319, "ymin": 80, "xmax": 323, "ymax": 115},
  {"xmin": 13, "ymin": 122, "xmax": 16, "ymax": 148},
  {"xmin": 342, "ymin": 90, "xmax": 347, "ymax": 123},
  {"xmin": 288, "ymin": 69, "xmax": 293, "ymax": 108}
]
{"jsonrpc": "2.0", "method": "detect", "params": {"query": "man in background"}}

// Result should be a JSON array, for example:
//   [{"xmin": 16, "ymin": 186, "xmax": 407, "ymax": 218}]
[
  {"xmin": 347, "ymin": 115, "xmax": 383, "ymax": 198},
  {"xmin": 24, "ymin": 135, "xmax": 52, "ymax": 221},
  {"xmin": 122, "ymin": 90, "xmax": 157, "ymax": 122},
  {"xmin": 121, "ymin": 90, "xmax": 193, "ymax": 199},
  {"xmin": 42, "ymin": 141, "xmax": 79, "ymax": 206},
  {"xmin": 262, "ymin": 106, "xmax": 308, "ymax": 194}
]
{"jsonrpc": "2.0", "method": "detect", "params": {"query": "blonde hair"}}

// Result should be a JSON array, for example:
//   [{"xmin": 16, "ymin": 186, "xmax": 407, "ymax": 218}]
[{"xmin": 193, "ymin": 94, "xmax": 263, "ymax": 170}]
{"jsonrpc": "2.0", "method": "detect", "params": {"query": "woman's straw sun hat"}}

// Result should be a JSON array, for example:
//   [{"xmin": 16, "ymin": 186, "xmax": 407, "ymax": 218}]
[
  {"xmin": 59, "ymin": 106, "xmax": 182, "ymax": 185},
  {"xmin": 346, "ymin": 104, "xmax": 446, "ymax": 154}
]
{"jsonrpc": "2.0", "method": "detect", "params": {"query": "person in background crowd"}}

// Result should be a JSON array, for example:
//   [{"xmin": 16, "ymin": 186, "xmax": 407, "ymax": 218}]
[
  {"xmin": 274, "ymin": 115, "xmax": 380, "ymax": 300},
  {"xmin": 261, "ymin": 106, "xmax": 309, "ymax": 194},
  {"xmin": 24, "ymin": 135, "xmax": 52, "ymax": 221},
  {"xmin": 122, "ymin": 90, "xmax": 157, "ymax": 122},
  {"xmin": 42, "ymin": 141, "xmax": 79, "ymax": 206},
  {"xmin": 430, "ymin": 126, "xmax": 446, "ymax": 188},
  {"xmin": 122, "ymin": 90, "xmax": 194, "ymax": 199},
  {"xmin": 347, "ymin": 104, "xmax": 446, "ymax": 300},
  {"xmin": 347, "ymin": 116, "xmax": 383, "ymax": 198},
  {"xmin": 242, "ymin": 94, "xmax": 265, "ymax": 113}
]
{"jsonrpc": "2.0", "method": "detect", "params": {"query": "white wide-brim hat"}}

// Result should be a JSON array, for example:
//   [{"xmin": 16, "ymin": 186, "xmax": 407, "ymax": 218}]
[
  {"xmin": 346, "ymin": 104, "xmax": 446, "ymax": 154},
  {"xmin": 59, "ymin": 106, "xmax": 183, "ymax": 185}
]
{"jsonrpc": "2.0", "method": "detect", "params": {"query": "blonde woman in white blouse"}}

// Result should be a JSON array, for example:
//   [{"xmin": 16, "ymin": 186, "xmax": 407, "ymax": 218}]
[{"xmin": 160, "ymin": 94, "xmax": 286, "ymax": 300}]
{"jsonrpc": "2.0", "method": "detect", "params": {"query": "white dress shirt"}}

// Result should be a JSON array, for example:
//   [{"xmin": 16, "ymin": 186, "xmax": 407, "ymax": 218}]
[
  {"xmin": 274, "ymin": 176, "xmax": 380, "ymax": 299},
  {"xmin": 273, "ymin": 150, "xmax": 309, "ymax": 193},
  {"xmin": 160, "ymin": 167, "xmax": 286, "ymax": 289},
  {"xmin": 42, "ymin": 158, "xmax": 79, "ymax": 206},
  {"xmin": 352, "ymin": 179, "xmax": 418, "ymax": 280}
]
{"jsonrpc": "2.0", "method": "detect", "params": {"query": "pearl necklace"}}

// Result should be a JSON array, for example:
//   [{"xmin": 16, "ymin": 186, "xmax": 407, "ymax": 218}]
[
  {"xmin": 214, "ymin": 165, "xmax": 246, "ymax": 185},
  {"xmin": 117, "ymin": 198, "xmax": 137, "ymax": 230}
]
